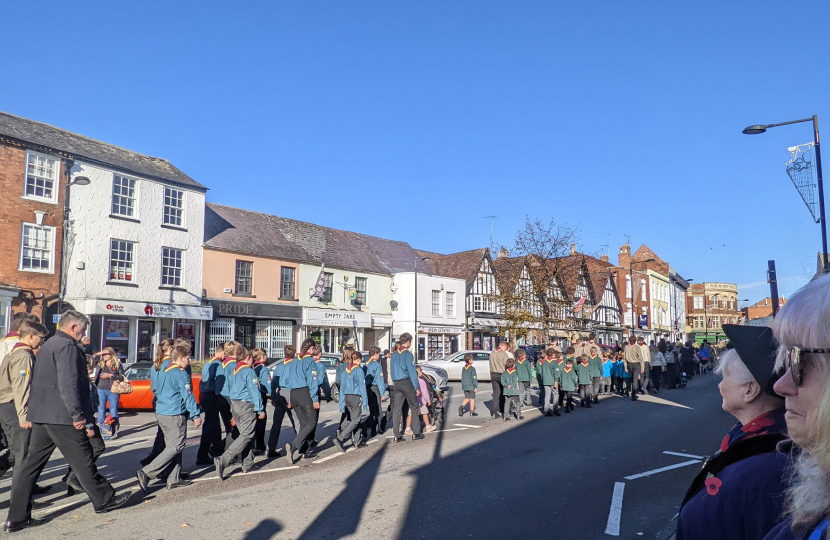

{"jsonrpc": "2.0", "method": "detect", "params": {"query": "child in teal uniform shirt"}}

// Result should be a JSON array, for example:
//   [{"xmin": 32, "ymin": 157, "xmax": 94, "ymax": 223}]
[
  {"xmin": 501, "ymin": 358, "xmax": 522, "ymax": 421},
  {"xmin": 559, "ymin": 358, "xmax": 578, "ymax": 412},
  {"xmin": 333, "ymin": 351, "xmax": 369, "ymax": 452},
  {"xmin": 459, "ymin": 354, "xmax": 478, "ymax": 416},
  {"xmin": 588, "ymin": 346, "xmax": 603, "ymax": 404},
  {"xmin": 575, "ymin": 354, "xmax": 593, "ymax": 408},
  {"xmin": 515, "ymin": 349, "xmax": 533, "ymax": 406},
  {"xmin": 539, "ymin": 348, "xmax": 561, "ymax": 417}
]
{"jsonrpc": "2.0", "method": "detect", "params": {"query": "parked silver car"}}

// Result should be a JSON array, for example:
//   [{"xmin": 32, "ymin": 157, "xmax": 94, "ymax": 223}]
[{"xmin": 424, "ymin": 350, "xmax": 493, "ymax": 382}]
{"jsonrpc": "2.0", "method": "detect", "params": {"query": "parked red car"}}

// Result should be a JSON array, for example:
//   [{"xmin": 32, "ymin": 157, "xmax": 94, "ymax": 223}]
[{"xmin": 118, "ymin": 361, "xmax": 202, "ymax": 411}]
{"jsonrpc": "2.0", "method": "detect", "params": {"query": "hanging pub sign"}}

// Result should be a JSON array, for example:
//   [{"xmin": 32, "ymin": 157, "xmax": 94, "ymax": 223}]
[{"xmin": 638, "ymin": 314, "xmax": 649, "ymax": 328}]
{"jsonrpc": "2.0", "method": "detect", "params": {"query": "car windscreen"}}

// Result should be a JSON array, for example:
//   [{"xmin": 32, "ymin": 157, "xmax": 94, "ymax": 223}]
[{"xmin": 127, "ymin": 367, "xmax": 152, "ymax": 381}]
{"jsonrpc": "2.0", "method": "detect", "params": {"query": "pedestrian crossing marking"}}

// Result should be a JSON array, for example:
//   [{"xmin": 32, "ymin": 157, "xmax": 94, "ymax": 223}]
[{"xmin": 453, "ymin": 423, "xmax": 482, "ymax": 428}]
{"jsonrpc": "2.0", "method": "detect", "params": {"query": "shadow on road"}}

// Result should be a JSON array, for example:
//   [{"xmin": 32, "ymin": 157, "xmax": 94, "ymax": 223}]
[
  {"xmin": 243, "ymin": 518, "xmax": 282, "ymax": 540},
  {"xmin": 296, "ymin": 443, "xmax": 388, "ymax": 540}
]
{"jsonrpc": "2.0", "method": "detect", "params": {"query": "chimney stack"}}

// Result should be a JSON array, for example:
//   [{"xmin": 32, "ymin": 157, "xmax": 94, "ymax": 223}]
[
  {"xmin": 600, "ymin": 254, "xmax": 609, "ymax": 263},
  {"xmin": 498, "ymin": 248, "xmax": 508, "ymax": 259},
  {"xmin": 618, "ymin": 244, "xmax": 631, "ymax": 268},
  {"xmin": 570, "ymin": 243, "xmax": 576, "ymax": 256}
]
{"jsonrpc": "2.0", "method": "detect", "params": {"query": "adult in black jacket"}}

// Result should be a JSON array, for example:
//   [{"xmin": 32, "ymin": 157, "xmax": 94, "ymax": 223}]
[{"xmin": 4, "ymin": 311, "xmax": 131, "ymax": 533}]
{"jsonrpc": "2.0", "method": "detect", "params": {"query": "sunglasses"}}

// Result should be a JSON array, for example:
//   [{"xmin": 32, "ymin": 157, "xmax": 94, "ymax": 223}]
[{"xmin": 784, "ymin": 347, "xmax": 830, "ymax": 386}]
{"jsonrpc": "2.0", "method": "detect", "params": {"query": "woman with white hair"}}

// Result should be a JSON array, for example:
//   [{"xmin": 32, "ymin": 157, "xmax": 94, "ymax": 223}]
[
  {"xmin": 763, "ymin": 275, "xmax": 830, "ymax": 540},
  {"xmin": 677, "ymin": 324, "xmax": 789, "ymax": 540}
]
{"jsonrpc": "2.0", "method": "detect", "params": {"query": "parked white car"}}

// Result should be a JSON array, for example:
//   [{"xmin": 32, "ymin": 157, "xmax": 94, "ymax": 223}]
[{"xmin": 424, "ymin": 350, "xmax": 493, "ymax": 382}]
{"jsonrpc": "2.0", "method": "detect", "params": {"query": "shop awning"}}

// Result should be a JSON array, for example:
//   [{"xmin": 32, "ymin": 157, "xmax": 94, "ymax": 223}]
[
  {"xmin": 548, "ymin": 330, "xmax": 569, "ymax": 338},
  {"xmin": 372, "ymin": 314, "xmax": 393, "ymax": 328}
]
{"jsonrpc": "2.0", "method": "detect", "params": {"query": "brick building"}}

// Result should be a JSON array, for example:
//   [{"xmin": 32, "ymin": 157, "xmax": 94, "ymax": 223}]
[
  {"xmin": 686, "ymin": 282, "xmax": 740, "ymax": 344},
  {"xmin": 743, "ymin": 297, "xmax": 787, "ymax": 321},
  {"xmin": 0, "ymin": 113, "xmax": 69, "ymax": 332}
]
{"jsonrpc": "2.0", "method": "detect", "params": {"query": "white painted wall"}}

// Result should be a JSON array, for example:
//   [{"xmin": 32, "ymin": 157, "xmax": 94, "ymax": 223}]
[
  {"xmin": 298, "ymin": 264, "xmax": 392, "ymax": 315},
  {"xmin": 64, "ymin": 161, "xmax": 205, "ymax": 306},
  {"xmin": 392, "ymin": 272, "xmax": 466, "ymax": 337}
]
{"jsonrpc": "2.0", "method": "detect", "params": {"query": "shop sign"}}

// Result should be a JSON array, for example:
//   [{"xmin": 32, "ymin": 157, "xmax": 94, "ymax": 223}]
[
  {"xmin": 210, "ymin": 300, "xmax": 301, "ymax": 321},
  {"xmin": 418, "ymin": 325, "xmax": 465, "ymax": 334},
  {"xmin": 303, "ymin": 308, "xmax": 371, "ymax": 328},
  {"xmin": 85, "ymin": 299, "xmax": 213, "ymax": 320}
]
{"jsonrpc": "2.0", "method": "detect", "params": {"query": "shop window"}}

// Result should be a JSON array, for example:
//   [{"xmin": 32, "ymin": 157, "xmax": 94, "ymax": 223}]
[
  {"xmin": 473, "ymin": 295, "xmax": 482, "ymax": 311},
  {"xmin": 281, "ymin": 267, "xmax": 295, "ymax": 300},
  {"xmin": 112, "ymin": 175, "xmax": 137, "ymax": 217},
  {"xmin": 19, "ymin": 223, "xmax": 55, "ymax": 272},
  {"xmin": 24, "ymin": 151, "xmax": 59, "ymax": 203},
  {"xmin": 161, "ymin": 247, "xmax": 184, "ymax": 287},
  {"xmin": 110, "ymin": 239, "xmax": 135, "ymax": 282},
  {"xmin": 354, "ymin": 277, "xmax": 367, "ymax": 305},
  {"xmin": 322, "ymin": 273, "xmax": 333, "ymax": 303},
  {"xmin": 431, "ymin": 290, "xmax": 441, "ymax": 316},
  {"xmin": 163, "ymin": 187, "xmax": 184, "ymax": 226},
  {"xmin": 236, "ymin": 260, "xmax": 253, "ymax": 295}
]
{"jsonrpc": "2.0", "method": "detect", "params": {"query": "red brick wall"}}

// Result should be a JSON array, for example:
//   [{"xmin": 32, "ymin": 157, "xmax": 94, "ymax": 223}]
[{"xmin": 0, "ymin": 141, "xmax": 63, "ymax": 321}]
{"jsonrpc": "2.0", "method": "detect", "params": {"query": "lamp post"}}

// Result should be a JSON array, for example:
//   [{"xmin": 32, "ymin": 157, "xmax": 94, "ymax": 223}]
[
  {"xmin": 743, "ymin": 115, "xmax": 827, "ymax": 272},
  {"xmin": 628, "ymin": 257, "xmax": 655, "ymax": 337},
  {"xmin": 414, "ymin": 256, "xmax": 430, "ymax": 362}
]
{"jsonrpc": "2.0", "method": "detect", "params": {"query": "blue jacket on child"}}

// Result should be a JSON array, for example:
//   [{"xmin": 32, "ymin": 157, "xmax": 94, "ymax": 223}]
[
  {"xmin": 216, "ymin": 357, "xmax": 237, "ymax": 397},
  {"xmin": 338, "ymin": 364, "xmax": 369, "ymax": 414},
  {"xmin": 363, "ymin": 359, "xmax": 387, "ymax": 395},
  {"xmin": 155, "ymin": 363, "xmax": 201, "ymax": 418},
  {"xmin": 200, "ymin": 356, "xmax": 222, "ymax": 393},
  {"xmin": 285, "ymin": 355, "xmax": 319, "ymax": 403},
  {"xmin": 230, "ymin": 363, "xmax": 264, "ymax": 413},
  {"xmin": 390, "ymin": 349, "xmax": 418, "ymax": 387}
]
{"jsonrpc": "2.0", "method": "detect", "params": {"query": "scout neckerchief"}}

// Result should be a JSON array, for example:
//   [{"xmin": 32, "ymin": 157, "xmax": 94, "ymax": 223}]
[
  {"xmin": 234, "ymin": 363, "xmax": 251, "ymax": 375},
  {"xmin": 206, "ymin": 356, "xmax": 219, "ymax": 364},
  {"xmin": 283, "ymin": 356, "xmax": 294, "ymax": 364},
  {"xmin": 545, "ymin": 357, "xmax": 555, "ymax": 364},
  {"xmin": 517, "ymin": 358, "xmax": 526, "ymax": 364},
  {"xmin": 300, "ymin": 354, "xmax": 313, "ymax": 360},
  {"xmin": 556, "ymin": 358, "xmax": 564, "ymax": 365},
  {"xmin": 464, "ymin": 363, "xmax": 473, "ymax": 370},
  {"xmin": 581, "ymin": 359, "xmax": 590, "ymax": 366},
  {"xmin": 590, "ymin": 354, "xmax": 599, "ymax": 360},
  {"xmin": 11, "ymin": 342, "xmax": 31, "ymax": 352},
  {"xmin": 1, "ymin": 332, "xmax": 19, "ymax": 341},
  {"xmin": 345, "ymin": 363, "xmax": 359, "ymax": 375},
  {"xmin": 564, "ymin": 365, "xmax": 573, "ymax": 373},
  {"xmin": 506, "ymin": 366, "xmax": 516, "ymax": 374},
  {"xmin": 164, "ymin": 363, "xmax": 183, "ymax": 373},
  {"xmin": 222, "ymin": 356, "xmax": 235, "ymax": 368},
  {"xmin": 602, "ymin": 357, "xmax": 610, "ymax": 363}
]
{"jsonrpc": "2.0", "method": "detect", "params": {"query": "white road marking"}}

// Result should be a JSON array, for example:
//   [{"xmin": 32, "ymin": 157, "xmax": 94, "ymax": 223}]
[
  {"xmin": 453, "ymin": 424, "xmax": 481, "ymax": 428},
  {"xmin": 624, "ymin": 459, "xmax": 701, "ymax": 480},
  {"xmin": 663, "ymin": 451, "xmax": 705, "ymax": 459},
  {"xmin": 604, "ymin": 482, "xmax": 625, "ymax": 536},
  {"xmin": 241, "ymin": 465, "xmax": 300, "ymax": 476},
  {"xmin": 314, "ymin": 451, "xmax": 349, "ymax": 464}
]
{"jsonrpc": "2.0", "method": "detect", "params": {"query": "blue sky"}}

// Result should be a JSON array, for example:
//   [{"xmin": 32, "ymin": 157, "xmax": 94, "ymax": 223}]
[{"xmin": 2, "ymin": 2, "xmax": 828, "ymax": 302}]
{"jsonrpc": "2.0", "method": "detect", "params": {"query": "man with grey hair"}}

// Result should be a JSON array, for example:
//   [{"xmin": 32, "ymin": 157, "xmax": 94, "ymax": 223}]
[{"xmin": 4, "ymin": 311, "xmax": 131, "ymax": 532}]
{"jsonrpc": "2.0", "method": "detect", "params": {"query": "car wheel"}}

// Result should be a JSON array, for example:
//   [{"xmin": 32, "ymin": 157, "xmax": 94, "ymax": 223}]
[{"xmin": 331, "ymin": 384, "xmax": 340, "ymax": 402}]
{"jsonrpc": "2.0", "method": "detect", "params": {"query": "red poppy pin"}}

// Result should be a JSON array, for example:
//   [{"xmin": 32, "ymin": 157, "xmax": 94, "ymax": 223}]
[{"xmin": 705, "ymin": 473, "xmax": 722, "ymax": 496}]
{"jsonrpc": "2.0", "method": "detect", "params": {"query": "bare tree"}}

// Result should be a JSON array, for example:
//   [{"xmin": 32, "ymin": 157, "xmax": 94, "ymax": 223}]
[{"xmin": 489, "ymin": 217, "xmax": 581, "ymax": 346}]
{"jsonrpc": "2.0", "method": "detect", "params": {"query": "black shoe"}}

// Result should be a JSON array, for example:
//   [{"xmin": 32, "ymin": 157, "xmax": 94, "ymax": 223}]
[
  {"xmin": 593, "ymin": 397, "xmax": 599, "ymax": 404},
  {"xmin": 195, "ymin": 458, "xmax": 213, "ymax": 466},
  {"xmin": 458, "ymin": 405, "xmax": 464, "ymax": 417},
  {"xmin": 379, "ymin": 418, "xmax": 387, "ymax": 433},
  {"xmin": 252, "ymin": 449, "xmax": 265, "ymax": 456},
  {"xmin": 167, "ymin": 480, "xmax": 193, "ymax": 490},
  {"xmin": 471, "ymin": 411, "xmax": 478, "ymax": 416},
  {"xmin": 94, "ymin": 491, "xmax": 132, "ymax": 514},
  {"xmin": 31, "ymin": 500, "xmax": 50, "ymax": 510},
  {"xmin": 332, "ymin": 438, "xmax": 345, "ymax": 454},
  {"xmin": 503, "ymin": 416, "xmax": 509, "ymax": 422},
  {"xmin": 4, "ymin": 517, "xmax": 48, "ymax": 532},
  {"xmin": 587, "ymin": 403, "xmax": 592, "ymax": 408},
  {"xmin": 565, "ymin": 408, "xmax": 571, "ymax": 413},
  {"xmin": 631, "ymin": 395, "xmax": 638, "ymax": 401},
  {"xmin": 356, "ymin": 441, "xmax": 367, "ymax": 448},
  {"xmin": 214, "ymin": 457, "xmax": 225, "ymax": 482},
  {"xmin": 413, "ymin": 434, "xmax": 425, "ymax": 440},
  {"xmin": 553, "ymin": 409, "xmax": 561, "ymax": 417},
  {"xmin": 285, "ymin": 443, "xmax": 297, "ymax": 465},
  {"xmin": 518, "ymin": 415, "xmax": 524, "ymax": 420},
  {"xmin": 267, "ymin": 450, "xmax": 280, "ymax": 459},
  {"xmin": 136, "ymin": 470, "xmax": 150, "ymax": 493},
  {"xmin": 180, "ymin": 472, "xmax": 189, "ymax": 480},
  {"xmin": 545, "ymin": 410, "xmax": 553, "ymax": 417},
  {"xmin": 32, "ymin": 484, "xmax": 52, "ymax": 496},
  {"xmin": 65, "ymin": 477, "xmax": 83, "ymax": 494},
  {"xmin": 393, "ymin": 436, "xmax": 406, "ymax": 443},
  {"xmin": 309, "ymin": 440, "xmax": 319, "ymax": 449}
]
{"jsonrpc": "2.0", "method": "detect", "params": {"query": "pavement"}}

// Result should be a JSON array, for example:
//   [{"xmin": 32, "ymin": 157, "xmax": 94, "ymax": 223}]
[{"xmin": 5, "ymin": 372, "xmax": 733, "ymax": 539}]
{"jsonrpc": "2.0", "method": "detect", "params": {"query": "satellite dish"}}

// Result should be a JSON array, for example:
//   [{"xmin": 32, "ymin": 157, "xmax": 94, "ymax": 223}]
[{"xmin": 390, "ymin": 300, "xmax": 399, "ymax": 309}]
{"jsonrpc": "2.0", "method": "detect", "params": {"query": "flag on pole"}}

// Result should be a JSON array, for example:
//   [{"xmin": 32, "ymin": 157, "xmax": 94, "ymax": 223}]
[
  {"xmin": 573, "ymin": 294, "xmax": 588, "ymax": 313},
  {"xmin": 312, "ymin": 264, "xmax": 327, "ymax": 298}
]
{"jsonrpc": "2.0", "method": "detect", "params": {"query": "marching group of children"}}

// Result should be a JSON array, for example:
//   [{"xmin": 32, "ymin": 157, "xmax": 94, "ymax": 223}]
[{"xmin": 458, "ymin": 344, "xmax": 638, "ymax": 420}]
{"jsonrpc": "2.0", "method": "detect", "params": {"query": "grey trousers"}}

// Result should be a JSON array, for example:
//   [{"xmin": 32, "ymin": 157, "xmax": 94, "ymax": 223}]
[
  {"xmin": 338, "ymin": 395, "xmax": 365, "ymax": 445},
  {"xmin": 220, "ymin": 400, "xmax": 256, "ymax": 469},
  {"xmin": 592, "ymin": 376, "xmax": 602, "ymax": 399},
  {"xmin": 142, "ymin": 414, "xmax": 186, "ymax": 485},
  {"xmin": 543, "ymin": 385, "xmax": 558, "ymax": 411},
  {"xmin": 519, "ymin": 381, "xmax": 532, "ymax": 404}
]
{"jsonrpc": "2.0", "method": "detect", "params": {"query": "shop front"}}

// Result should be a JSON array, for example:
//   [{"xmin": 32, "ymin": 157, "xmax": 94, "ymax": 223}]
[
  {"xmin": 301, "ymin": 308, "xmax": 372, "ymax": 353},
  {"xmin": 207, "ymin": 300, "xmax": 301, "ymax": 360},
  {"xmin": 467, "ymin": 317, "xmax": 502, "ymax": 351},
  {"xmin": 365, "ymin": 314, "xmax": 393, "ymax": 351},
  {"xmin": 417, "ymin": 324, "xmax": 465, "ymax": 361},
  {"xmin": 80, "ymin": 299, "xmax": 213, "ymax": 364}
]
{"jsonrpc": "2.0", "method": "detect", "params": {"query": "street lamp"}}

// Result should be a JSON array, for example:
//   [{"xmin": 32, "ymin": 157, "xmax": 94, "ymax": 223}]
[
  {"xmin": 743, "ymin": 115, "xmax": 827, "ymax": 272},
  {"xmin": 628, "ymin": 257, "xmax": 655, "ymax": 337},
  {"xmin": 414, "ymin": 256, "xmax": 430, "ymax": 362}
]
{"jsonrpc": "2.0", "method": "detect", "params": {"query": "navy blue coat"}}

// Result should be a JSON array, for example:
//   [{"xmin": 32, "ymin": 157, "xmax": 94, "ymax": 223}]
[{"xmin": 677, "ymin": 408, "xmax": 791, "ymax": 540}]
